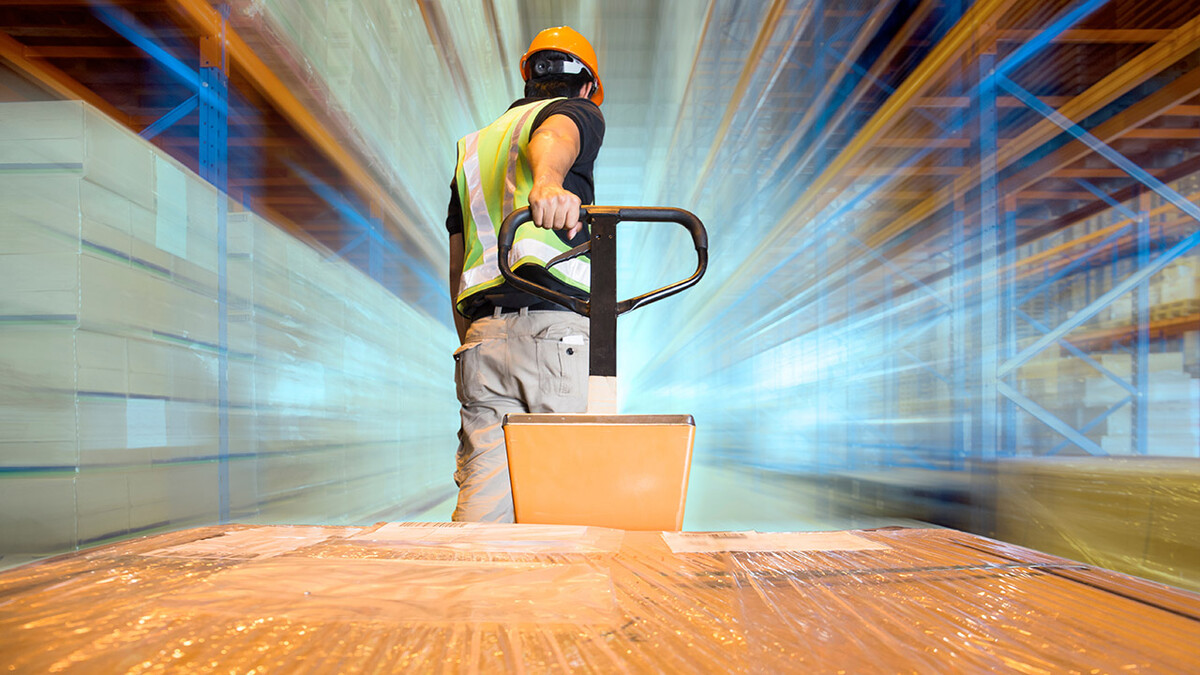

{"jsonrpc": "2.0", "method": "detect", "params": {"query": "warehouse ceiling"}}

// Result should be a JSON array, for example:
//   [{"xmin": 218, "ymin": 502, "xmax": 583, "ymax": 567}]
[{"xmin": 2, "ymin": 0, "xmax": 1199, "ymax": 394}]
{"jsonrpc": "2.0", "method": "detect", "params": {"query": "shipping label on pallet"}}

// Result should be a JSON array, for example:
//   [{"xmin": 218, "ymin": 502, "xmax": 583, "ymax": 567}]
[{"xmin": 662, "ymin": 530, "xmax": 892, "ymax": 554}]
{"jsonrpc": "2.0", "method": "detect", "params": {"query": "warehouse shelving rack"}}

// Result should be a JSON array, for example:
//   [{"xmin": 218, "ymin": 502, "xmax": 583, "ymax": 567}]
[{"xmin": 625, "ymin": 0, "xmax": 1200, "ymax": 493}]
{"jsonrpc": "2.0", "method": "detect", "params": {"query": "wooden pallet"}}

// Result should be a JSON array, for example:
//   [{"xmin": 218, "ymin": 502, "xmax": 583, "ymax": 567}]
[{"xmin": 1152, "ymin": 299, "xmax": 1200, "ymax": 322}]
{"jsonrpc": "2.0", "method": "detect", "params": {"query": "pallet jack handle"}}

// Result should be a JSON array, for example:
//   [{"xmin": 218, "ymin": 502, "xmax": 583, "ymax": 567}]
[
  {"xmin": 498, "ymin": 207, "xmax": 706, "ymax": 512},
  {"xmin": 497, "ymin": 205, "xmax": 709, "ymax": 318}
]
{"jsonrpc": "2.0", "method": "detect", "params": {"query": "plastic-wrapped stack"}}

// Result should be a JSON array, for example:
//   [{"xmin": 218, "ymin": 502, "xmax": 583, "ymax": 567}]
[
  {"xmin": 0, "ymin": 101, "xmax": 456, "ymax": 560},
  {"xmin": 1, "ymin": 522, "xmax": 1198, "ymax": 672},
  {"xmin": 996, "ymin": 457, "xmax": 1200, "ymax": 593}
]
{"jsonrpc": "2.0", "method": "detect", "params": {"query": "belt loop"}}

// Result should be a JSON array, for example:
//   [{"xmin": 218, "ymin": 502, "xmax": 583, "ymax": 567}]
[
  {"xmin": 493, "ymin": 306, "xmax": 503, "ymax": 318},
  {"xmin": 519, "ymin": 306, "xmax": 529, "ymax": 317}
]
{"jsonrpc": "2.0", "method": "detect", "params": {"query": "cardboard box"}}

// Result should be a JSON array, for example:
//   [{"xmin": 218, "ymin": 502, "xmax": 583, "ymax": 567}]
[
  {"xmin": 0, "ymin": 176, "xmax": 82, "ymax": 252},
  {"xmin": 0, "ymin": 439, "xmax": 77, "ymax": 471},
  {"xmin": 77, "ymin": 396, "xmax": 146, "ymax": 466},
  {"xmin": 75, "ymin": 470, "xmax": 132, "ymax": 544},
  {"xmin": 162, "ymin": 463, "xmax": 220, "ymax": 524},
  {"xmin": 128, "ymin": 203, "xmax": 176, "ymax": 273},
  {"xmin": 0, "ymin": 252, "xmax": 79, "ymax": 317},
  {"xmin": 0, "ymin": 101, "xmax": 84, "ymax": 167},
  {"xmin": 76, "ymin": 329, "xmax": 128, "ymax": 395},
  {"xmin": 0, "ymin": 476, "xmax": 77, "ymax": 553},
  {"xmin": 0, "ymin": 328, "xmax": 76, "ymax": 392},
  {"xmin": 227, "ymin": 456, "xmax": 261, "ymax": 514},
  {"xmin": 160, "ymin": 402, "xmax": 218, "ymax": 463},
  {"xmin": 78, "ymin": 252, "xmax": 144, "ymax": 330},
  {"xmin": 82, "ymin": 105, "xmax": 154, "ymax": 210}
]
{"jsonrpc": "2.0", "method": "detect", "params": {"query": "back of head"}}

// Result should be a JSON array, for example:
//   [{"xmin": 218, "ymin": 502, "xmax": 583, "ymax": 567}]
[
  {"xmin": 520, "ymin": 26, "xmax": 604, "ymax": 105},
  {"xmin": 523, "ymin": 50, "xmax": 594, "ymax": 100}
]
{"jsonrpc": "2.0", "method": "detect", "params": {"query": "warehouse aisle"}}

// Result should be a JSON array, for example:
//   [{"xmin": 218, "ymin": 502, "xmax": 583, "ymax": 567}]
[
  {"xmin": 399, "ymin": 461, "xmax": 927, "ymax": 532},
  {"xmin": 681, "ymin": 462, "xmax": 929, "ymax": 532}
]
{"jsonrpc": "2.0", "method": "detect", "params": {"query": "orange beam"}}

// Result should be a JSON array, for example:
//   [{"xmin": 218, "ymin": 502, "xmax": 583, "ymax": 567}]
[
  {"xmin": 1015, "ymin": 188, "xmax": 1200, "ymax": 271},
  {"xmin": 1165, "ymin": 104, "xmax": 1200, "ymax": 117},
  {"xmin": 1020, "ymin": 221, "xmax": 1197, "ymax": 287},
  {"xmin": 0, "ymin": 29, "xmax": 134, "ymax": 126},
  {"xmin": 1071, "ymin": 314, "xmax": 1200, "ymax": 349},
  {"xmin": 1000, "ymin": 62, "xmax": 1200, "ymax": 197}
]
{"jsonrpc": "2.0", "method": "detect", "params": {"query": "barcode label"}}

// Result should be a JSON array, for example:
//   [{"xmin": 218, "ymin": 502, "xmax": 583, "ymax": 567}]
[
  {"xmin": 662, "ymin": 531, "xmax": 891, "ymax": 554},
  {"xmin": 141, "ymin": 526, "xmax": 345, "ymax": 560},
  {"xmin": 348, "ymin": 523, "xmax": 623, "ymax": 553}
]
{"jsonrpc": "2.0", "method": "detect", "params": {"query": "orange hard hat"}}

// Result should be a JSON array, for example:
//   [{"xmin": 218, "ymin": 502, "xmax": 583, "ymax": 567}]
[{"xmin": 519, "ymin": 26, "xmax": 604, "ymax": 105}]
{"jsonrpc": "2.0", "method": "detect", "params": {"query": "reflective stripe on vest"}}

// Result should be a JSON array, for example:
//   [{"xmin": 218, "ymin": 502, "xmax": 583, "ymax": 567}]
[
  {"xmin": 454, "ymin": 99, "xmax": 590, "ymax": 312},
  {"xmin": 459, "ymin": 237, "xmax": 590, "ymax": 291}
]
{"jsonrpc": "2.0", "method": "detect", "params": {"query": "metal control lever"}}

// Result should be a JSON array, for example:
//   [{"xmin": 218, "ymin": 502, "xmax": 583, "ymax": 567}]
[
  {"xmin": 497, "ymin": 206, "xmax": 708, "ymax": 318},
  {"xmin": 497, "ymin": 205, "xmax": 708, "ymax": 383},
  {"xmin": 546, "ymin": 241, "xmax": 591, "ymax": 270}
]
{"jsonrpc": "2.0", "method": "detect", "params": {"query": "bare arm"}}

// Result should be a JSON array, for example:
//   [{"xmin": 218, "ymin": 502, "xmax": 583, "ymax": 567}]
[
  {"xmin": 527, "ymin": 113, "xmax": 584, "ymax": 238},
  {"xmin": 448, "ymin": 232, "xmax": 469, "ymax": 344}
]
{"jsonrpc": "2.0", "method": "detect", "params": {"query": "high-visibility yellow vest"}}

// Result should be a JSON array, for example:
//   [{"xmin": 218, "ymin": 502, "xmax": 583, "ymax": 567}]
[{"xmin": 454, "ymin": 98, "xmax": 591, "ymax": 314}]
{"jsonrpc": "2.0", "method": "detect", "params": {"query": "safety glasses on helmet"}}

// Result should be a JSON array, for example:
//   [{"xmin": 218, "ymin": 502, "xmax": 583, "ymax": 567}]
[{"xmin": 531, "ymin": 54, "xmax": 592, "ymax": 80}]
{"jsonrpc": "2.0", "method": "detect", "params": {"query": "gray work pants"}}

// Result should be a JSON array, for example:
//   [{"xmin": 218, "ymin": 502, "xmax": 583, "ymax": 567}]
[{"xmin": 452, "ymin": 308, "xmax": 589, "ymax": 522}]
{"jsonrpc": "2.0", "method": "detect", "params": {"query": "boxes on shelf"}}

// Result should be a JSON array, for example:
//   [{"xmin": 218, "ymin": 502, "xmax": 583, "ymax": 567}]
[
  {"xmin": 1080, "ymin": 352, "xmax": 1199, "ymax": 457},
  {"xmin": 0, "ymin": 101, "xmax": 456, "ymax": 558},
  {"xmin": 1158, "ymin": 259, "xmax": 1198, "ymax": 304}
]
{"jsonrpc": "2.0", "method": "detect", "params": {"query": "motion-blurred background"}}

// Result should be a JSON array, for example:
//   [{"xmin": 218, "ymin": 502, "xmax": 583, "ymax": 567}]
[{"xmin": 1, "ymin": 0, "xmax": 1197, "ymax": 591}]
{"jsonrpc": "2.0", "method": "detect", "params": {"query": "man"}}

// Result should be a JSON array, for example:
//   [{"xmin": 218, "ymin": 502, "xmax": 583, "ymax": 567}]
[{"xmin": 445, "ymin": 26, "xmax": 605, "ymax": 522}]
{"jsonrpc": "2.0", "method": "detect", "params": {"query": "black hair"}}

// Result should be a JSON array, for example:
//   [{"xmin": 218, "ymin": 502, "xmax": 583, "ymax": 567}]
[{"xmin": 523, "ymin": 50, "xmax": 593, "ymax": 99}]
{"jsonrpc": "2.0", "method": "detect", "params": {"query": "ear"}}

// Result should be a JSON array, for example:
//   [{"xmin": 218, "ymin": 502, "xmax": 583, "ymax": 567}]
[{"xmin": 578, "ymin": 82, "xmax": 594, "ymax": 99}]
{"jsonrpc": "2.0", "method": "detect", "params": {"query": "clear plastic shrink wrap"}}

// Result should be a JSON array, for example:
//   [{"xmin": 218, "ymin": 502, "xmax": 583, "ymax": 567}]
[
  {"xmin": 995, "ymin": 457, "xmax": 1200, "ymax": 593},
  {"xmin": 0, "ymin": 100, "xmax": 456, "ymax": 561},
  {"xmin": 2, "ymin": 523, "xmax": 1198, "ymax": 673}
]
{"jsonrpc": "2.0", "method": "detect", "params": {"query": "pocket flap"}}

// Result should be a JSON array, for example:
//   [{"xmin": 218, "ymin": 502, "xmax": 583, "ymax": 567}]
[{"xmin": 453, "ymin": 341, "xmax": 482, "ymax": 358}]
